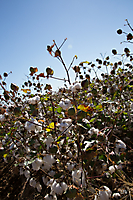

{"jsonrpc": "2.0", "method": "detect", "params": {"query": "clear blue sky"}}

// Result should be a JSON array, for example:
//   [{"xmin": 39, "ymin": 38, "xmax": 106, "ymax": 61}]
[{"xmin": 0, "ymin": 0, "xmax": 133, "ymax": 91}]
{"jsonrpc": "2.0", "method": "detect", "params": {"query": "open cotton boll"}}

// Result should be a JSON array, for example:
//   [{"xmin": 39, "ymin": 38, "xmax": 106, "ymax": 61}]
[
  {"xmin": 0, "ymin": 114, "xmax": 5, "ymax": 122},
  {"xmin": 94, "ymin": 186, "xmax": 112, "ymax": 200},
  {"xmin": 48, "ymin": 170, "xmax": 55, "ymax": 177},
  {"xmin": 54, "ymin": 183, "xmax": 64, "ymax": 195},
  {"xmin": 42, "ymin": 176, "xmax": 49, "ymax": 185},
  {"xmin": 67, "ymin": 162, "xmax": 75, "ymax": 171},
  {"xmin": 72, "ymin": 83, "xmax": 81, "ymax": 92},
  {"xmin": 36, "ymin": 182, "xmax": 42, "ymax": 192},
  {"xmin": 25, "ymin": 118, "xmax": 42, "ymax": 132},
  {"xmin": 88, "ymin": 127, "xmax": 99, "ymax": 136},
  {"xmin": 24, "ymin": 170, "xmax": 30, "ymax": 179},
  {"xmin": 51, "ymin": 180, "xmax": 57, "ymax": 192},
  {"xmin": 20, "ymin": 167, "xmax": 24, "ymax": 175},
  {"xmin": 44, "ymin": 135, "xmax": 54, "ymax": 150},
  {"xmin": 43, "ymin": 155, "xmax": 56, "ymax": 170},
  {"xmin": 59, "ymin": 98, "xmax": 71, "ymax": 110},
  {"xmin": 44, "ymin": 194, "xmax": 57, "ymax": 200},
  {"xmin": 112, "ymin": 193, "xmax": 121, "ymax": 199},
  {"xmin": 27, "ymin": 95, "xmax": 40, "ymax": 105},
  {"xmin": 32, "ymin": 158, "xmax": 43, "ymax": 171},
  {"xmin": 29, "ymin": 178, "xmax": 37, "ymax": 188},
  {"xmin": 115, "ymin": 139, "xmax": 126, "ymax": 150},
  {"xmin": 83, "ymin": 140, "xmax": 96, "ymax": 151},
  {"xmin": 109, "ymin": 165, "xmax": 118, "ymax": 174},
  {"xmin": 61, "ymin": 182, "xmax": 68, "ymax": 192},
  {"xmin": 72, "ymin": 168, "xmax": 86, "ymax": 186},
  {"xmin": 25, "ymin": 118, "xmax": 36, "ymax": 131}
]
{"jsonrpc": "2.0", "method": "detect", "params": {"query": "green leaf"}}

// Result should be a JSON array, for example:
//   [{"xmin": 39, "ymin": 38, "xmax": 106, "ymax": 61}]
[
  {"xmin": 54, "ymin": 172, "xmax": 63, "ymax": 179},
  {"xmin": 89, "ymin": 118, "xmax": 95, "ymax": 123},
  {"xmin": 65, "ymin": 188, "xmax": 77, "ymax": 198}
]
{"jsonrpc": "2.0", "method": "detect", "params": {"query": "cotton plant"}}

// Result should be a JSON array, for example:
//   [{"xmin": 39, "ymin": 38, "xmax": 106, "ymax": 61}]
[{"xmin": 1, "ymin": 27, "xmax": 133, "ymax": 200}]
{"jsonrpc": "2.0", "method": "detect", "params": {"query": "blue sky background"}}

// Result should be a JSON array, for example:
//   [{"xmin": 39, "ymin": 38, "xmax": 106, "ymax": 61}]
[{"xmin": 0, "ymin": 0, "xmax": 133, "ymax": 92}]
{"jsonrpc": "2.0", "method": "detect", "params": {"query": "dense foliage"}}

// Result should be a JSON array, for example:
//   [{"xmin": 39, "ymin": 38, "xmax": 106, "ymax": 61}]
[{"xmin": 0, "ymin": 19, "xmax": 133, "ymax": 200}]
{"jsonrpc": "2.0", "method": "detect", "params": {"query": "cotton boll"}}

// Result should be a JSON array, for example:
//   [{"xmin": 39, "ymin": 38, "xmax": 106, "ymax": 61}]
[
  {"xmin": 48, "ymin": 170, "xmax": 55, "ymax": 177},
  {"xmin": 32, "ymin": 158, "xmax": 43, "ymax": 171},
  {"xmin": 94, "ymin": 186, "xmax": 112, "ymax": 200},
  {"xmin": 29, "ymin": 178, "xmax": 36, "ymax": 188},
  {"xmin": 59, "ymin": 98, "xmax": 71, "ymax": 110},
  {"xmin": 42, "ymin": 176, "xmax": 49, "ymax": 185},
  {"xmin": 43, "ymin": 155, "xmax": 56, "ymax": 170},
  {"xmin": 83, "ymin": 140, "xmax": 96, "ymax": 151},
  {"xmin": 112, "ymin": 193, "xmax": 121, "ymax": 199},
  {"xmin": 67, "ymin": 150, "xmax": 73, "ymax": 158},
  {"xmin": 28, "ymin": 96, "xmax": 40, "ymax": 105},
  {"xmin": 115, "ymin": 139, "xmax": 126, "ymax": 150},
  {"xmin": 67, "ymin": 162, "xmax": 75, "ymax": 171},
  {"xmin": 24, "ymin": 170, "xmax": 30, "ymax": 179},
  {"xmin": 72, "ymin": 168, "xmax": 86, "ymax": 186},
  {"xmin": 109, "ymin": 165, "xmax": 118, "ymax": 174},
  {"xmin": 88, "ymin": 127, "xmax": 99, "ymax": 136},
  {"xmin": 51, "ymin": 180, "xmax": 57, "ymax": 192},
  {"xmin": 72, "ymin": 83, "xmax": 81, "ymax": 92},
  {"xmin": 25, "ymin": 118, "xmax": 36, "ymax": 131},
  {"xmin": 54, "ymin": 183, "xmax": 64, "ymax": 195},
  {"xmin": 20, "ymin": 167, "xmax": 24, "ymax": 175},
  {"xmin": 36, "ymin": 182, "xmax": 42, "ymax": 192},
  {"xmin": 0, "ymin": 114, "xmax": 5, "ymax": 122},
  {"xmin": 61, "ymin": 182, "xmax": 68, "ymax": 192},
  {"xmin": 25, "ymin": 118, "xmax": 42, "ymax": 132},
  {"xmin": 44, "ymin": 135, "xmax": 54, "ymax": 150},
  {"xmin": 47, "ymin": 179, "xmax": 54, "ymax": 186},
  {"xmin": 44, "ymin": 194, "xmax": 57, "ymax": 200}
]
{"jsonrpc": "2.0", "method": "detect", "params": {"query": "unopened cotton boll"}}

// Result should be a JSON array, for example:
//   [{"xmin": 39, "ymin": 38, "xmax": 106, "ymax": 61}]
[{"xmin": 29, "ymin": 178, "xmax": 37, "ymax": 188}]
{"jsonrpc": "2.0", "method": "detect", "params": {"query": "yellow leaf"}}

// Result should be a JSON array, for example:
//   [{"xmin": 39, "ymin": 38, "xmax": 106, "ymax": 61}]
[
  {"xmin": 75, "ymin": 55, "xmax": 78, "ymax": 59},
  {"xmin": 46, "ymin": 122, "xmax": 55, "ymax": 132},
  {"xmin": 3, "ymin": 154, "xmax": 7, "ymax": 158},
  {"xmin": 21, "ymin": 89, "xmax": 31, "ymax": 93}
]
